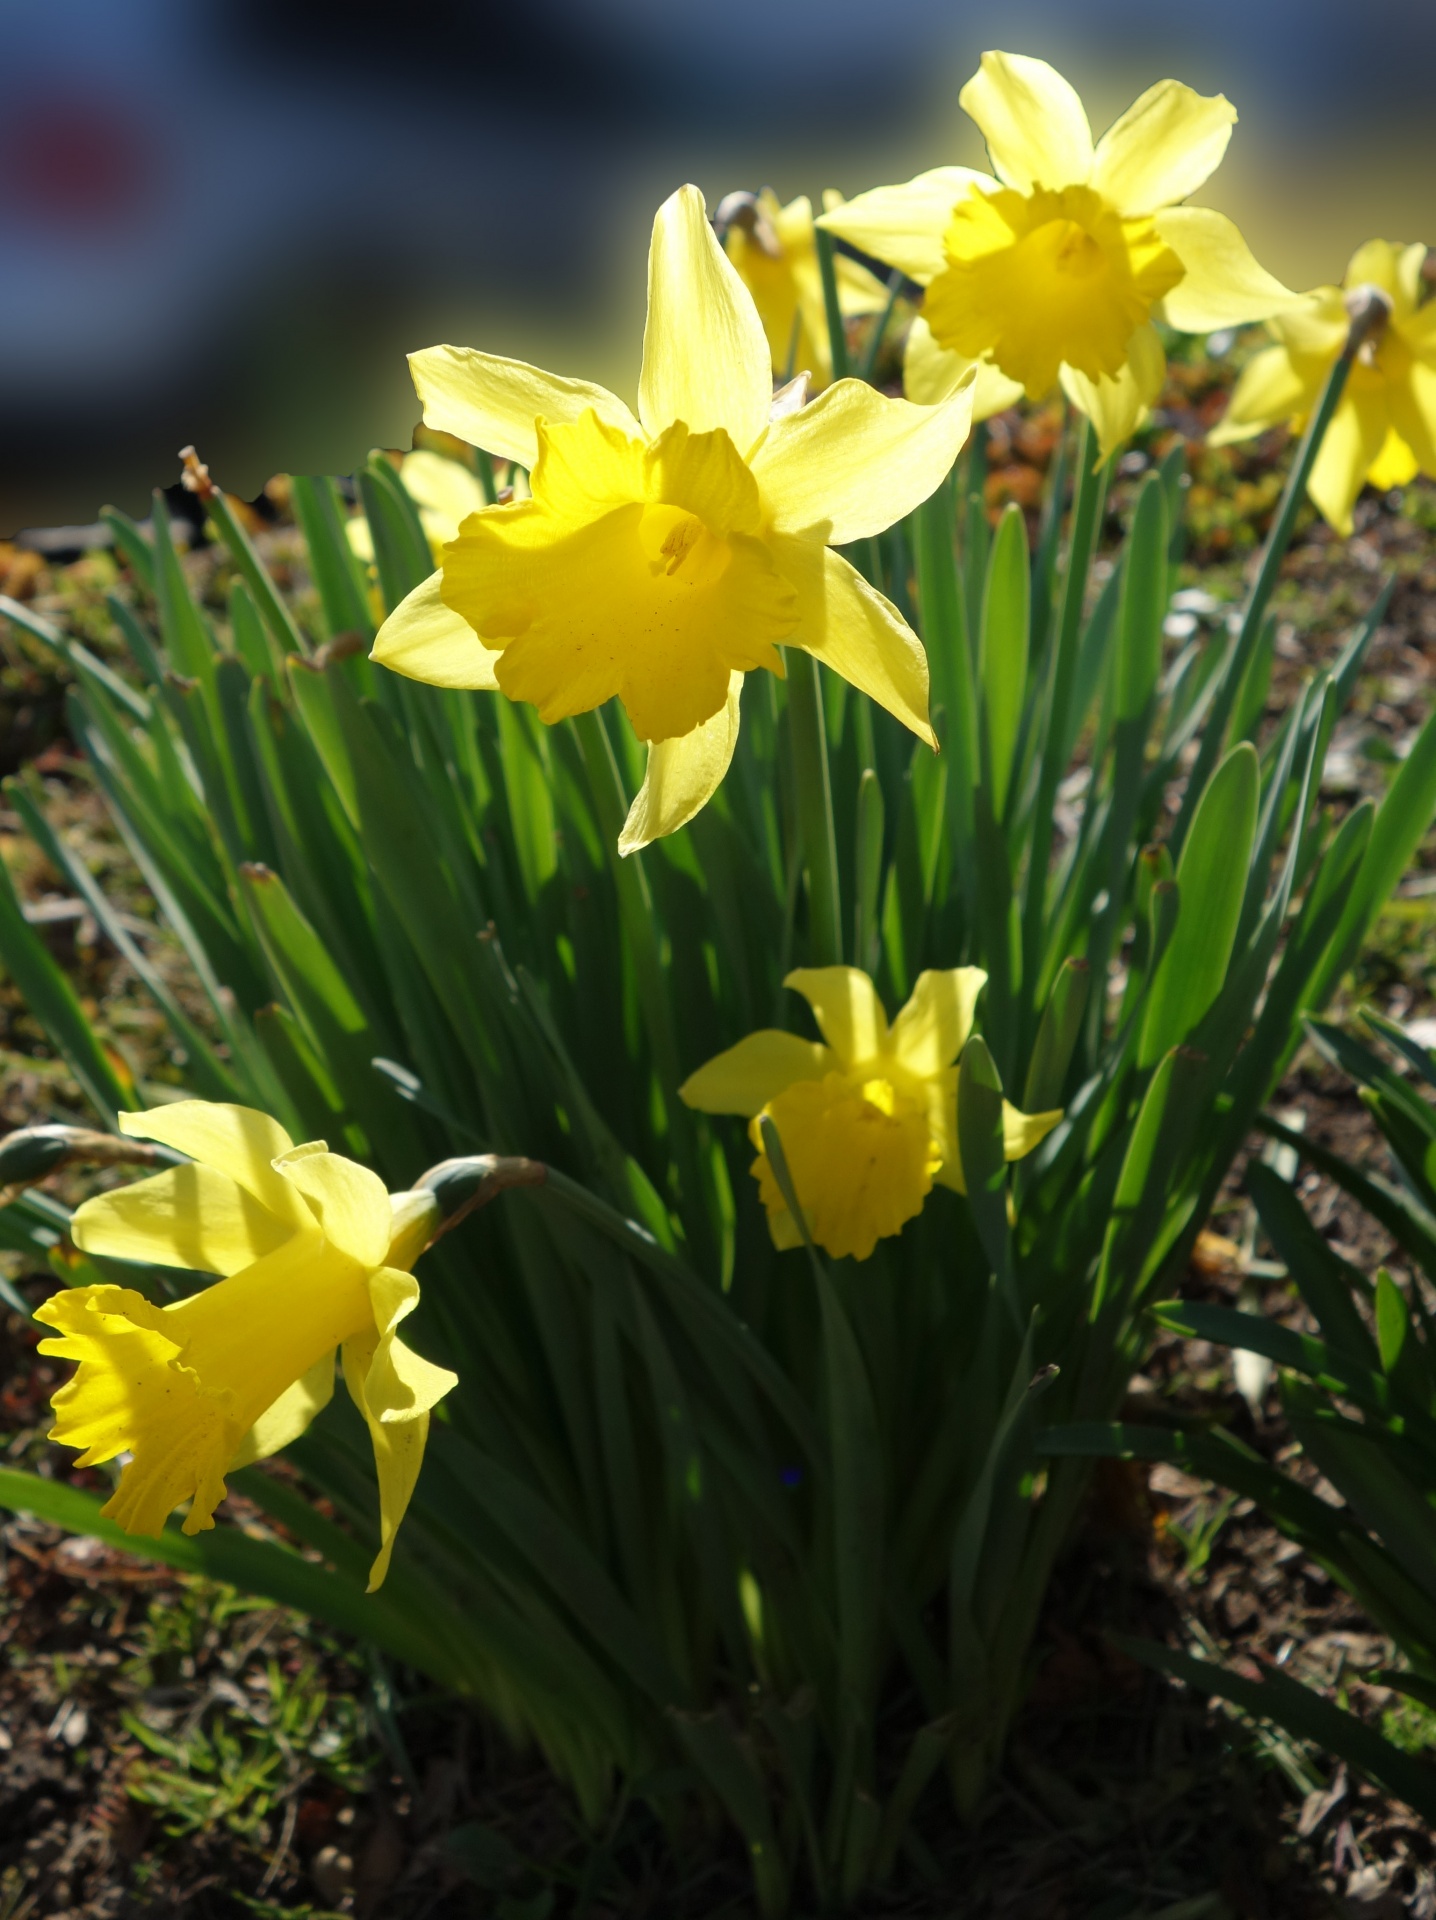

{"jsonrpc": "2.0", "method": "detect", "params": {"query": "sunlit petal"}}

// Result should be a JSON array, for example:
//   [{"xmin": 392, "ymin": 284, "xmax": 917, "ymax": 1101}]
[
  {"xmin": 229, "ymin": 1352, "xmax": 336, "ymax": 1471},
  {"xmin": 1206, "ymin": 342, "xmax": 1319, "ymax": 447},
  {"xmin": 372, "ymin": 569, "xmax": 502, "ymax": 690},
  {"xmin": 1307, "ymin": 389, "xmax": 1389, "ymax": 535},
  {"xmin": 784, "ymin": 966, "xmax": 890, "ymax": 1067},
  {"xmin": 679, "ymin": 1028, "xmax": 834, "ymax": 1116},
  {"xmin": 774, "ymin": 538, "xmax": 936, "ymax": 748},
  {"xmin": 118, "ymin": 1104, "xmax": 307, "ymax": 1231},
  {"xmin": 903, "ymin": 317, "xmax": 1024, "ymax": 417},
  {"xmin": 752, "ymin": 376, "xmax": 972, "ymax": 545},
  {"xmin": 409, "ymin": 345, "xmax": 639, "ymax": 470},
  {"xmin": 959, "ymin": 51, "xmax": 1094, "ymax": 193},
  {"xmin": 1388, "ymin": 361, "xmax": 1436, "ymax": 475},
  {"xmin": 1059, "ymin": 322, "xmax": 1166, "ymax": 458},
  {"xmin": 639, "ymin": 184, "xmax": 771, "ymax": 453},
  {"xmin": 344, "ymin": 1267, "xmax": 456, "ymax": 1590},
  {"xmin": 274, "ymin": 1148, "xmax": 393, "ymax": 1269},
  {"xmin": 619, "ymin": 673, "xmax": 744, "ymax": 853},
  {"xmin": 1091, "ymin": 80, "xmax": 1235, "ymax": 215},
  {"xmin": 72, "ymin": 1163, "xmax": 296, "ymax": 1276},
  {"xmin": 889, "ymin": 968, "xmax": 988, "ymax": 1079},
  {"xmin": 817, "ymin": 168, "xmax": 995, "ymax": 286},
  {"xmin": 1156, "ymin": 207, "xmax": 1301, "ymax": 331}
]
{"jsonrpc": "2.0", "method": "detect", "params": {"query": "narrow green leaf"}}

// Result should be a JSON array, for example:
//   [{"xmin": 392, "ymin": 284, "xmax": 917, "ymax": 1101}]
[
  {"xmin": 978, "ymin": 503, "xmax": 1029, "ymax": 819},
  {"xmin": 1139, "ymin": 744, "xmax": 1258, "ymax": 1065}
]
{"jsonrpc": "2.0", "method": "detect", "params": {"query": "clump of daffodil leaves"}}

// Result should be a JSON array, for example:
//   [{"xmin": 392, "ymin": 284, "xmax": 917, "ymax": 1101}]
[
  {"xmin": 682, "ymin": 968, "xmax": 1060, "ymax": 1261},
  {"xmin": 820, "ymin": 50, "xmax": 1300, "ymax": 456},
  {"xmin": 371, "ymin": 183, "xmax": 973, "ymax": 852},
  {"xmin": 37, "ymin": 1102, "xmax": 454, "ymax": 1590}
]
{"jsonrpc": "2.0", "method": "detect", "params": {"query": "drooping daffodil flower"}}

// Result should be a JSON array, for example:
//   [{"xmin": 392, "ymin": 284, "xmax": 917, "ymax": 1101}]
[
  {"xmin": 370, "ymin": 184, "xmax": 973, "ymax": 853},
  {"xmin": 717, "ymin": 187, "xmax": 890, "ymax": 391},
  {"xmin": 818, "ymin": 51, "xmax": 1300, "ymax": 457},
  {"xmin": 1209, "ymin": 239, "xmax": 1436, "ymax": 535},
  {"xmin": 348, "ymin": 450, "xmax": 491, "ymax": 565},
  {"xmin": 681, "ymin": 967, "xmax": 1060, "ymax": 1261},
  {"xmin": 36, "ymin": 1102, "xmax": 456, "ymax": 1590}
]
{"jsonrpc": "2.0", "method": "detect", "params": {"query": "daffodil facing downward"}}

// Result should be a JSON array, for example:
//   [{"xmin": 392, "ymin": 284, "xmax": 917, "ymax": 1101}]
[
  {"xmin": 371, "ymin": 185, "xmax": 973, "ymax": 852},
  {"xmin": 819, "ymin": 51, "xmax": 1300, "ymax": 456},
  {"xmin": 35, "ymin": 1102, "xmax": 456, "ymax": 1590},
  {"xmin": 681, "ymin": 967, "xmax": 1060, "ymax": 1261},
  {"xmin": 717, "ymin": 188, "xmax": 889, "ymax": 390},
  {"xmin": 1210, "ymin": 239, "xmax": 1436, "ymax": 535}
]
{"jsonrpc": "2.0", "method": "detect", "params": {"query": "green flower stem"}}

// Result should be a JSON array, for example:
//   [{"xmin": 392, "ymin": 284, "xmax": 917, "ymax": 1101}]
[
  {"xmin": 1169, "ymin": 291, "xmax": 1383, "ymax": 860},
  {"xmin": 1020, "ymin": 414, "xmax": 1105, "ymax": 1018},
  {"xmin": 569, "ymin": 708, "xmax": 684, "ymax": 1105},
  {"xmin": 856, "ymin": 270, "xmax": 906, "ymax": 384},
  {"xmin": 786, "ymin": 646, "xmax": 844, "ymax": 966},
  {"xmin": 814, "ymin": 228, "xmax": 850, "ymax": 383}
]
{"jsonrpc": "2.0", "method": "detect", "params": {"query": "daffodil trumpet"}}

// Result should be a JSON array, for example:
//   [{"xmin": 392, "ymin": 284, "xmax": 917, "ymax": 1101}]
[
  {"xmin": 371, "ymin": 184, "xmax": 974, "ymax": 853},
  {"xmin": 35, "ymin": 1102, "xmax": 460, "ymax": 1590},
  {"xmin": 680, "ymin": 967, "xmax": 1060, "ymax": 1261},
  {"xmin": 818, "ymin": 50, "xmax": 1300, "ymax": 458},
  {"xmin": 1211, "ymin": 242, "xmax": 1436, "ymax": 535}
]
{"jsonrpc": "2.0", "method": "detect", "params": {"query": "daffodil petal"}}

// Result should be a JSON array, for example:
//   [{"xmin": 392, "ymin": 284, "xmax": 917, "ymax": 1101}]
[
  {"xmin": 1388, "ymin": 360, "xmax": 1436, "ymax": 475},
  {"xmin": 618, "ymin": 672, "xmax": 744, "ymax": 854},
  {"xmin": 371, "ymin": 569, "xmax": 502, "ymax": 690},
  {"xmin": 1090, "ymin": 80, "xmax": 1236, "ymax": 216},
  {"xmin": 889, "ymin": 968, "xmax": 988, "ymax": 1078},
  {"xmin": 1343, "ymin": 238, "xmax": 1403, "ymax": 301},
  {"xmin": 679, "ymin": 1030, "xmax": 834, "ymax": 1116},
  {"xmin": 903, "ymin": 317, "xmax": 1024, "ymax": 416},
  {"xmin": 397, "ymin": 450, "xmax": 489, "ymax": 540},
  {"xmin": 344, "ymin": 1268, "xmax": 456, "ymax": 1590},
  {"xmin": 1366, "ymin": 427, "xmax": 1420, "ymax": 491},
  {"xmin": 752, "ymin": 375, "xmax": 972, "ymax": 545},
  {"xmin": 409, "ymin": 345, "xmax": 639, "ymax": 470},
  {"xmin": 1156, "ymin": 207, "xmax": 1300, "ymax": 331},
  {"xmin": 639, "ymin": 184, "xmax": 771, "ymax": 453},
  {"xmin": 775, "ymin": 540, "xmax": 936, "ymax": 748},
  {"xmin": 1395, "ymin": 243, "xmax": 1430, "ymax": 319},
  {"xmin": 71, "ymin": 1163, "xmax": 297, "ymax": 1276},
  {"xmin": 117, "ymin": 1104, "xmax": 307, "ymax": 1231},
  {"xmin": 1206, "ymin": 341, "xmax": 1316, "ymax": 447},
  {"xmin": 273, "ymin": 1149, "xmax": 393, "ymax": 1268},
  {"xmin": 784, "ymin": 966, "xmax": 889, "ymax": 1066},
  {"xmin": 1307, "ymin": 390, "xmax": 1388, "ymax": 535},
  {"xmin": 1058, "ymin": 322, "xmax": 1166, "ymax": 458},
  {"xmin": 959, "ymin": 52, "xmax": 1093, "ymax": 193},
  {"xmin": 817, "ymin": 168, "xmax": 994, "ymax": 286},
  {"xmin": 1002, "ymin": 1102, "xmax": 1062, "ymax": 1161},
  {"xmin": 228, "ymin": 1352, "xmax": 336, "ymax": 1471},
  {"xmin": 386, "ymin": 1190, "xmax": 441, "ymax": 1272}
]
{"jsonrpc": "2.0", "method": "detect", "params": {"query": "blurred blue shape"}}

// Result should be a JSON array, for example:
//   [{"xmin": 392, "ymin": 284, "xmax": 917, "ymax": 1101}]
[{"xmin": 0, "ymin": 0, "xmax": 1430, "ymax": 527}]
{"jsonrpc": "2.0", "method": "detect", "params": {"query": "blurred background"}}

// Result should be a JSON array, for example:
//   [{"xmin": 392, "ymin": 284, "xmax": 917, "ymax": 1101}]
[{"xmin": 3, "ymin": 0, "xmax": 1434, "ymax": 532}]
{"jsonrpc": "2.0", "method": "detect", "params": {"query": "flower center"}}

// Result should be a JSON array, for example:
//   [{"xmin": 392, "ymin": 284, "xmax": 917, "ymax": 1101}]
[
  {"xmin": 441, "ymin": 413, "xmax": 799, "ymax": 745},
  {"xmin": 924, "ymin": 182, "xmax": 1184, "ymax": 398},
  {"xmin": 750, "ymin": 1069, "xmax": 941, "ymax": 1261}
]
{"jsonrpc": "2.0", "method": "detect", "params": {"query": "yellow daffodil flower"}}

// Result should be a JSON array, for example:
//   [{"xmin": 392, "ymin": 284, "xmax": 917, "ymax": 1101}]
[
  {"xmin": 348, "ymin": 450, "xmax": 490, "ymax": 564},
  {"xmin": 680, "ymin": 967, "xmax": 1060, "ymax": 1261},
  {"xmin": 818, "ymin": 51, "xmax": 1299, "ymax": 457},
  {"xmin": 718, "ymin": 188, "xmax": 889, "ymax": 390},
  {"xmin": 1209, "ymin": 239, "xmax": 1436, "ymax": 535},
  {"xmin": 35, "ymin": 1102, "xmax": 456, "ymax": 1590},
  {"xmin": 370, "ymin": 184, "xmax": 973, "ymax": 853}
]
